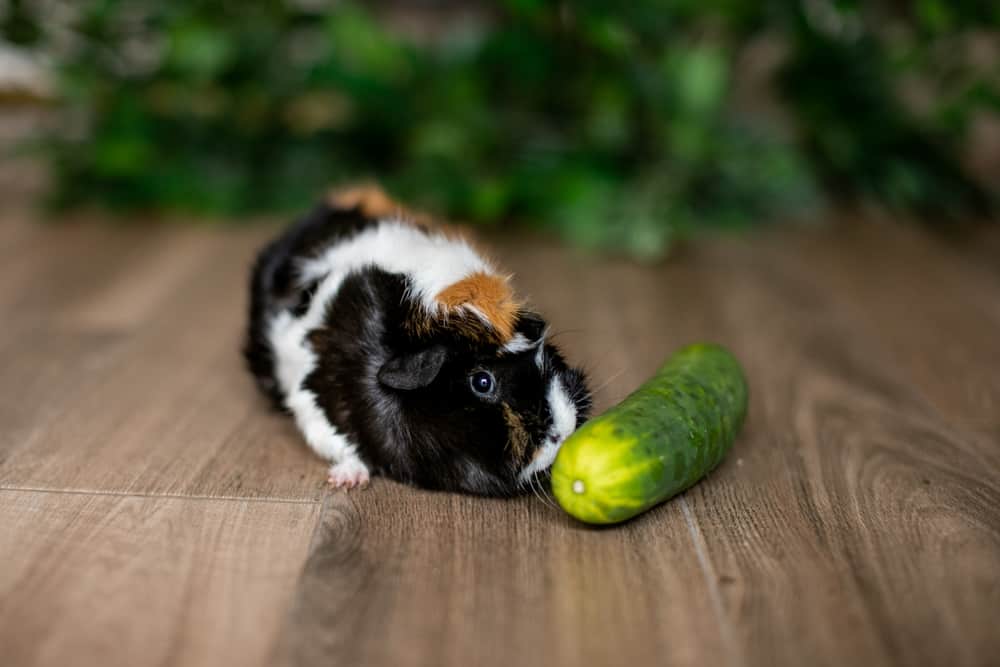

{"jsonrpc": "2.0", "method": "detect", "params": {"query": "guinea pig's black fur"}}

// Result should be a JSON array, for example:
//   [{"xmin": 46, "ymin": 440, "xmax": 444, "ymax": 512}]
[{"xmin": 244, "ymin": 188, "xmax": 591, "ymax": 496}]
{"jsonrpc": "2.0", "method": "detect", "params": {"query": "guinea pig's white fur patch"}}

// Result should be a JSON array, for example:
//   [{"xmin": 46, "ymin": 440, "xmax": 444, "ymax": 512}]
[
  {"xmin": 298, "ymin": 219, "xmax": 494, "ymax": 316},
  {"xmin": 518, "ymin": 376, "xmax": 579, "ymax": 482},
  {"xmin": 268, "ymin": 308, "xmax": 362, "ymax": 471},
  {"xmin": 502, "ymin": 332, "xmax": 541, "ymax": 354}
]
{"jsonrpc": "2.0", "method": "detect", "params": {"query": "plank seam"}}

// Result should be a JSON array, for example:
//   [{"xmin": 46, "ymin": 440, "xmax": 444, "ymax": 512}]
[
  {"xmin": 265, "ymin": 491, "xmax": 331, "ymax": 666},
  {"xmin": 302, "ymin": 492, "xmax": 333, "ymax": 559},
  {"xmin": 0, "ymin": 484, "xmax": 323, "ymax": 505},
  {"xmin": 680, "ymin": 495, "xmax": 743, "ymax": 667}
]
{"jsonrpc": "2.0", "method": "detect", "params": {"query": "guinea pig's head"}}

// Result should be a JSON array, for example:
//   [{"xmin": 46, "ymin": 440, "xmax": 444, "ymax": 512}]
[{"xmin": 376, "ymin": 311, "xmax": 592, "ymax": 496}]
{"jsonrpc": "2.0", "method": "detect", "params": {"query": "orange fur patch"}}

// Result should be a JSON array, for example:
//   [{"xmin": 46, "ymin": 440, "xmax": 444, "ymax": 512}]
[
  {"xmin": 327, "ymin": 184, "xmax": 401, "ymax": 218},
  {"xmin": 435, "ymin": 271, "xmax": 519, "ymax": 343},
  {"xmin": 327, "ymin": 183, "xmax": 438, "ymax": 227},
  {"xmin": 502, "ymin": 402, "xmax": 530, "ymax": 461}
]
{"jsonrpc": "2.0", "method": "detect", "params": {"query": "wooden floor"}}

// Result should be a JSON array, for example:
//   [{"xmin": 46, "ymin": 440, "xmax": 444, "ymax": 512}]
[{"xmin": 1, "ymin": 208, "xmax": 998, "ymax": 667}]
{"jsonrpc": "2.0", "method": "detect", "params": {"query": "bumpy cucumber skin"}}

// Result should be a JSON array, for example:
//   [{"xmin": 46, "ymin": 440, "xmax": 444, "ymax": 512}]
[{"xmin": 551, "ymin": 343, "xmax": 748, "ymax": 525}]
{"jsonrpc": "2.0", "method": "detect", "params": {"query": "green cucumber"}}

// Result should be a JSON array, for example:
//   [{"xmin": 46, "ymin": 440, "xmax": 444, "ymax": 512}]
[{"xmin": 551, "ymin": 343, "xmax": 748, "ymax": 525}]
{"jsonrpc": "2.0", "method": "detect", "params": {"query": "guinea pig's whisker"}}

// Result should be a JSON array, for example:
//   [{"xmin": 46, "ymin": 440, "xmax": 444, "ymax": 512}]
[
  {"xmin": 588, "ymin": 367, "xmax": 627, "ymax": 397},
  {"xmin": 529, "ymin": 472, "xmax": 560, "ymax": 511},
  {"xmin": 525, "ymin": 472, "xmax": 539, "ymax": 499},
  {"xmin": 528, "ymin": 474, "xmax": 543, "ymax": 505},
  {"xmin": 530, "ymin": 475, "xmax": 550, "ymax": 510},
  {"xmin": 534, "ymin": 477, "xmax": 555, "ymax": 510},
  {"xmin": 524, "ymin": 473, "xmax": 543, "ymax": 507},
  {"xmin": 546, "ymin": 328, "xmax": 585, "ymax": 341},
  {"xmin": 542, "ymin": 478, "xmax": 561, "ymax": 511},
  {"xmin": 532, "ymin": 477, "xmax": 546, "ymax": 508}
]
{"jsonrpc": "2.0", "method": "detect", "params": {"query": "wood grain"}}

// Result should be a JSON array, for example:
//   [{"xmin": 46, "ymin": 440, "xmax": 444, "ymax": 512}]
[
  {"xmin": 0, "ymin": 220, "xmax": 326, "ymax": 500},
  {"xmin": 770, "ymin": 220, "xmax": 1000, "ymax": 434},
  {"xmin": 678, "ymin": 229, "xmax": 1000, "ymax": 667},
  {"xmin": 939, "ymin": 222, "xmax": 1000, "ymax": 280},
  {"xmin": 276, "ymin": 480, "xmax": 731, "ymax": 667},
  {"xmin": 0, "ymin": 489, "xmax": 320, "ymax": 667}
]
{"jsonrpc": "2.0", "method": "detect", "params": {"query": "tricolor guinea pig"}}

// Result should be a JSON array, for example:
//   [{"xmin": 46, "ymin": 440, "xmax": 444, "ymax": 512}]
[{"xmin": 244, "ymin": 186, "xmax": 592, "ymax": 496}]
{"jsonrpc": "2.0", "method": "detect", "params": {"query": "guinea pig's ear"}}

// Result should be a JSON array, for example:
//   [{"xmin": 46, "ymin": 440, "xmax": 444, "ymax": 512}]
[
  {"xmin": 516, "ymin": 311, "xmax": 547, "ymax": 342},
  {"xmin": 377, "ymin": 345, "xmax": 448, "ymax": 390}
]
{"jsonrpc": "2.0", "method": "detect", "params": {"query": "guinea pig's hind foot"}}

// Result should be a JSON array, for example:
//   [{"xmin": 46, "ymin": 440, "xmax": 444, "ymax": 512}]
[{"xmin": 327, "ymin": 457, "xmax": 371, "ymax": 490}]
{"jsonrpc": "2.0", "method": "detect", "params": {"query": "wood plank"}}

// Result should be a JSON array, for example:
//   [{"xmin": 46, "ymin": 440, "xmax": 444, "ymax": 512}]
[
  {"xmin": 937, "ymin": 222, "xmax": 1000, "ymax": 280},
  {"xmin": 680, "ymin": 228, "xmax": 1000, "ymax": 667},
  {"xmin": 0, "ymin": 489, "xmax": 320, "ymax": 667},
  {"xmin": 0, "ymin": 214, "xmax": 42, "ymax": 260},
  {"xmin": 751, "ymin": 220, "xmax": 1000, "ymax": 436},
  {"xmin": 0, "ymin": 219, "xmax": 138, "ymax": 321},
  {"xmin": 276, "ymin": 480, "xmax": 731, "ymax": 667},
  {"xmin": 59, "ymin": 225, "xmax": 222, "ymax": 331},
  {"xmin": 0, "ymin": 222, "xmax": 327, "ymax": 500},
  {"xmin": 0, "ymin": 224, "xmax": 224, "ymax": 460}
]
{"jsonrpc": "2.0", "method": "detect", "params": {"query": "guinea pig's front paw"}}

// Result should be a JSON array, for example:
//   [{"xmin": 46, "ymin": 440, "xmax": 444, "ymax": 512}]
[{"xmin": 326, "ymin": 458, "xmax": 370, "ymax": 490}]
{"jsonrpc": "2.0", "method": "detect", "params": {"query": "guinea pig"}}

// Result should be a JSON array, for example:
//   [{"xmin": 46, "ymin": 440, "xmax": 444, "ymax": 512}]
[{"xmin": 244, "ymin": 185, "xmax": 592, "ymax": 496}]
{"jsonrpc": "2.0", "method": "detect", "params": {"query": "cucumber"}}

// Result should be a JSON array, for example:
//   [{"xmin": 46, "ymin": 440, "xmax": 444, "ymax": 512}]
[{"xmin": 551, "ymin": 343, "xmax": 748, "ymax": 525}]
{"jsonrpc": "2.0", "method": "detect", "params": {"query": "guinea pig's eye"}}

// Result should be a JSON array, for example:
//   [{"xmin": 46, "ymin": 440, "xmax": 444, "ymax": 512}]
[{"xmin": 469, "ymin": 370, "xmax": 496, "ymax": 396}]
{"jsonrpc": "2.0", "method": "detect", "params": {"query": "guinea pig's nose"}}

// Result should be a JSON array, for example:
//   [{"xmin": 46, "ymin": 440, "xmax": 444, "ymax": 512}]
[{"xmin": 517, "ymin": 311, "xmax": 546, "ymax": 341}]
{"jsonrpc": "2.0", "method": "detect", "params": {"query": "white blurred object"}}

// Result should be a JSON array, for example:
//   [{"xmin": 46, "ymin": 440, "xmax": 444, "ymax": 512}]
[{"xmin": 0, "ymin": 43, "xmax": 55, "ymax": 102}]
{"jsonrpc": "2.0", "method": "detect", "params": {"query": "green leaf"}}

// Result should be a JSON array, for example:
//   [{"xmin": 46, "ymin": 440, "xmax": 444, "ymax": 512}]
[
  {"xmin": 167, "ymin": 20, "xmax": 235, "ymax": 79},
  {"xmin": 673, "ymin": 46, "xmax": 729, "ymax": 116}
]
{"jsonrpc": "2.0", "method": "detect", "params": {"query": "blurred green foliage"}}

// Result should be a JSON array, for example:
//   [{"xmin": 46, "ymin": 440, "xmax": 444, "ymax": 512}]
[{"xmin": 3, "ymin": 0, "xmax": 997, "ymax": 255}]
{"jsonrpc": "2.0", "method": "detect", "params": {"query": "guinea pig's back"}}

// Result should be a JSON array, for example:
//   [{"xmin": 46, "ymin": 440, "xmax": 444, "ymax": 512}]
[{"xmin": 244, "ymin": 200, "xmax": 378, "ymax": 406}]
